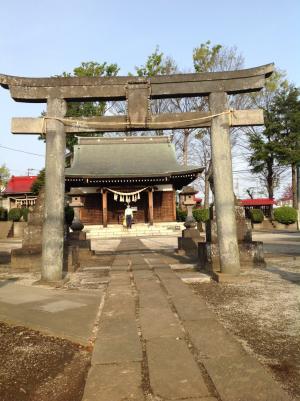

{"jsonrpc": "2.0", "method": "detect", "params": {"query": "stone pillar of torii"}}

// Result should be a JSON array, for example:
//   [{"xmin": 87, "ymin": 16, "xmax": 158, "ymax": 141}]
[{"xmin": 0, "ymin": 64, "xmax": 274, "ymax": 281}]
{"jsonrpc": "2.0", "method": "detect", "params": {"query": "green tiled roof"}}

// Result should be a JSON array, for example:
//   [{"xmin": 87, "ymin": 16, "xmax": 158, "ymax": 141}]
[{"xmin": 65, "ymin": 136, "xmax": 203, "ymax": 178}]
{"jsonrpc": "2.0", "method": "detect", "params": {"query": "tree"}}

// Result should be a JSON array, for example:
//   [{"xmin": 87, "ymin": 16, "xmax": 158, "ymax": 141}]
[
  {"xmin": 133, "ymin": 47, "xmax": 178, "ymax": 137},
  {"xmin": 31, "ymin": 169, "xmax": 45, "ymax": 195},
  {"xmin": 40, "ymin": 61, "xmax": 120, "ymax": 151},
  {"xmin": 190, "ymin": 41, "xmax": 245, "ymax": 207},
  {"xmin": 0, "ymin": 164, "xmax": 10, "ymax": 188},
  {"xmin": 270, "ymin": 86, "xmax": 300, "ymax": 207},
  {"xmin": 246, "ymin": 71, "xmax": 289, "ymax": 203}
]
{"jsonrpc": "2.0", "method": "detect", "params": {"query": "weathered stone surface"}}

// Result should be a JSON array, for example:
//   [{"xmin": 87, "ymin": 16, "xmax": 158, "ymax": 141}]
[
  {"xmin": 185, "ymin": 319, "xmax": 245, "ymax": 359},
  {"xmin": 198, "ymin": 241, "xmax": 265, "ymax": 272},
  {"xmin": 140, "ymin": 306, "xmax": 182, "ymax": 339},
  {"xmin": 147, "ymin": 337, "xmax": 210, "ymax": 399},
  {"xmin": 92, "ymin": 319, "xmax": 142, "ymax": 364},
  {"xmin": 209, "ymin": 91, "xmax": 240, "ymax": 275},
  {"xmin": 82, "ymin": 362, "xmax": 143, "ymax": 401},
  {"xmin": 204, "ymin": 355, "xmax": 291, "ymax": 401}
]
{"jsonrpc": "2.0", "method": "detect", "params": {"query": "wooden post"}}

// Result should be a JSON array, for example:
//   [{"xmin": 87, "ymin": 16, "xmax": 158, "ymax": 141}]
[
  {"xmin": 173, "ymin": 190, "xmax": 177, "ymax": 221},
  {"xmin": 42, "ymin": 98, "xmax": 67, "ymax": 282},
  {"xmin": 102, "ymin": 190, "xmax": 108, "ymax": 228},
  {"xmin": 148, "ymin": 189, "xmax": 154, "ymax": 225},
  {"xmin": 209, "ymin": 92, "xmax": 240, "ymax": 275}
]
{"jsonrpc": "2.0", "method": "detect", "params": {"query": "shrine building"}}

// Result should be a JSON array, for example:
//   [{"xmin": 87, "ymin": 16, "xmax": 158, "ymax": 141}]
[{"xmin": 65, "ymin": 136, "xmax": 203, "ymax": 226}]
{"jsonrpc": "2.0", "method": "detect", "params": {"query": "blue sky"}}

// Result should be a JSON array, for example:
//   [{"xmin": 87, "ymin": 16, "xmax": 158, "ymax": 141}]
[{"xmin": 0, "ymin": 0, "xmax": 299, "ymax": 194}]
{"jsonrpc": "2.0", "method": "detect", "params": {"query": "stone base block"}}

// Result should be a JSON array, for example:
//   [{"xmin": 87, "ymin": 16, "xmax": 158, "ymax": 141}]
[
  {"xmin": 178, "ymin": 235, "xmax": 204, "ymax": 257},
  {"xmin": 212, "ymin": 272, "xmax": 249, "ymax": 283},
  {"xmin": 9, "ymin": 243, "xmax": 83, "ymax": 273},
  {"xmin": 182, "ymin": 228, "xmax": 201, "ymax": 238},
  {"xmin": 11, "ymin": 246, "xmax": 42, "ymax": 271},
  {"xmin": 68, "ymin": 231, "xmax": 87, "ymax": 241},
  {"xmin": 198, "ymin": 241, "xmax": 265, "ymax": 273},
  {"xmin": 66, "ymin": 238, "xmax": 91, "ymax": 249}
]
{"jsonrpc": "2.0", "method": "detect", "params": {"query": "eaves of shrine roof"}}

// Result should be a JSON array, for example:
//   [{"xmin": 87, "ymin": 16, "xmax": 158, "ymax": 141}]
[{"xmin": 65, "ymin": 136, "xmax": 204, "ymax": 178}]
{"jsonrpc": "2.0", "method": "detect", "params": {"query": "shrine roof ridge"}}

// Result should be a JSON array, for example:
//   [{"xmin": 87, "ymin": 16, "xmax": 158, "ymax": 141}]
[
  {"xmin": 0, "ymin": 64, "xmax": 274, "ymax": 88},
  {"xmin": 76, "ymin": 136, "xmax": 172, "ymax": 145}
]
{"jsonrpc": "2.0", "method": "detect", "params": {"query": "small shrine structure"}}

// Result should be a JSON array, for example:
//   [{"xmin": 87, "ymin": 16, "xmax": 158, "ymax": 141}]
[{"xmin": 66, "ymin": 136, "xmax": 201, "ymax": 226}]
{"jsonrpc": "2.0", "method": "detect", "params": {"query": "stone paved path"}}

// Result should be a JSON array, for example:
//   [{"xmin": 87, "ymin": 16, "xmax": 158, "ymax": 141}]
[{"xmin": 82, "ymin": 238, "xmax": 291, "ymax": 401}]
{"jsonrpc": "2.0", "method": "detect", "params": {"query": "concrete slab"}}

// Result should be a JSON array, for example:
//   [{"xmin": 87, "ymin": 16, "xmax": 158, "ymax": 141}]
[
  {"xmin": 82, "ymin": 266, "xmax": 111, "ymax": 272},
  {"xmin": 204, "ymin": 355, "xmax": 291, "ymax": 401},
  {"xmin": 82, "ymin": 362, "xmax": 143, "ymax": 401},
  {"xmin": 170, "ymin": 263, "xmax": 199, "ymax": 271},
  {"xmin": 0, "ymin": 282, "xmax": 103, "ymax": 345},
  {"xmin": 140, "ymin": 306, "xmax": 182, "ymax": 339},
  {"xmin": 147, "ymin": 337, "xmax": 210, "ymax": 399},
  {"xmin": 92, "ymin": 319, "xmax": 142, "ymax": 364},
  {"xmin": 172, "ymin": 297, "xmax": 215, "ymax": 321},
  {"xmin": 165, "ymin": 399, "xmax": 218, "ymax": 401},
  {"xmin": 38, "ymin": 300, "xmax": 87, "ymax": 313},
  {"xmin": 185, "ymin": 319, "xmax": 247, "ymax": 359}
]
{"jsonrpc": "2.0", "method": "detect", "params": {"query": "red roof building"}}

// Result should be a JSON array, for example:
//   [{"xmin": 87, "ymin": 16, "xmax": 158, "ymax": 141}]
[
  {"xmin": 2, "ymin": 176, "xmax": 37, "ymax": 210},
  {"xmin": 239, "ymin": 198, "xmax": 276, "ymax": 207},
  {"xmin": 239, "ymin": 198, "xmax": 276, "ymax": 218},
  {"xmin": 4, "ymin": 176, "xmax": 37, "ymax": 194}
]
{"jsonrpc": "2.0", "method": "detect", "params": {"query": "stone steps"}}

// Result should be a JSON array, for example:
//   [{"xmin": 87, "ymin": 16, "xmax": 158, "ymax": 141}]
[{"xmin": 84, "ymin": 223, "xmax": 184, "ymax": 239}]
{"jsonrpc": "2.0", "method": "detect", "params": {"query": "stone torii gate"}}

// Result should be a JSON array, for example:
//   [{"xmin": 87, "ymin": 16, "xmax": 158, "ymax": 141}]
[{"xmin": 0, "ymin": 64, "xmax": 273, "ymax": 281}]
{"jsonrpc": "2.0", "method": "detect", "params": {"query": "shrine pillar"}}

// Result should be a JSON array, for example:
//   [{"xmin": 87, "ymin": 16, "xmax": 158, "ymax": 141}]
[
  {"xmin": 209, "ymin": 92, "xmax": 240, "ymax": 275},
  {"xmin": 102, "ymin": 190, "xmax": 108, "ymax": 228},
  {"xmin": 42, "ymin": 98, "xmax": 67, "ymax": 281},
  {"xmin": 148, "ymin": 189, "xmax": 154, "ymax": 225}
]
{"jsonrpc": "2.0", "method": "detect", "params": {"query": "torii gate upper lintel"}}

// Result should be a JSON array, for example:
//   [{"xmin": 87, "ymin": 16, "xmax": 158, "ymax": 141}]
[{"xmin": 0, "ymin": 63, "xmax": 274, "ymax": 281}]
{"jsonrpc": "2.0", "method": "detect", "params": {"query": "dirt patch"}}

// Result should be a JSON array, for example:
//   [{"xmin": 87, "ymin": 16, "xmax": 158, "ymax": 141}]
[
  {"xmin": 191, "ymin": 259, "xmax": 300, "ymax": 400},
  {"xmin": 0, "ymin": 322, "xmax": 91, "ymax": 401}
]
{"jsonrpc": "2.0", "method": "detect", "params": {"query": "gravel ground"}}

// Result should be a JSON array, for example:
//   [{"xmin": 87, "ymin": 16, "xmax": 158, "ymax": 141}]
[
  {"xmin": 0, "ymin": 322, "xmax": 91, "ymax": 401},
  {"xmin": 191, "ymin": 257, "xmax": 300, "ymax": 400}
]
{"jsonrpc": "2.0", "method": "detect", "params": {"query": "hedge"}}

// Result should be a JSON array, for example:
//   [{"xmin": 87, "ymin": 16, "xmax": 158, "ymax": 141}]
[
  {"xmin": 193, "ymin": 208, "xmax": 209, "ymax": 223},
  {"xmin": 176, "ymin": 208, "xmax": 187, "ymax": 222},
  {"xmin": 8, "ymin": 208, "xmax": 22, "ymax": 222},
  {"xmin": 250, "ymin": 208, "xmax": 264, "ymax": 223},
  {"xmin": 21, "ymin": 208, "xmax": 30, "ymax": 222},
  {"xmin": 0, "ymin": 207, "xmax": 8, "ymax": 221},
  {"xmin": 274, "ymin": 206, "xmax": 297, "ymax": 225},
  {"xmin": 65, "ymin": 205, "xmax": 74, "ymax": 225}
]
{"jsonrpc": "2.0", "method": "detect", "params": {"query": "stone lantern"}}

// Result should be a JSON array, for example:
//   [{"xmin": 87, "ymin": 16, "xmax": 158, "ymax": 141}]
[
  {"xmin": 67, "ymin": 188, "xmax": 85, "ymax": 234},
  {"xmin": 181, "ymin": 186, "xmax": 197, "ymax": 229},
  {"xmin": 177, "ymin": 185, "xmax": 203, "ymax": 256}
]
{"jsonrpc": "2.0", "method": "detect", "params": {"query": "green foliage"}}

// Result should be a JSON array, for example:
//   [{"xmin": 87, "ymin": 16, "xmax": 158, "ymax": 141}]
[
  {"xmin": 31, "ymin": 169, "xmax": 45, "ymax": 195},
  {"xmin": 21, "ymin": 208, "xmax": 30, "ymax": 222},
  {"xmin": 193, "ymin": 41, "xmax": 222, "ymax": 73},
  {"xmin": 38, "ymin": 61, "xmax": 120, "ymax": 152},
  {"xmin": 247, "ymin": 73, "xmax": 300, "ymax": 199},
  {"xmin": 8, "ymin": 208, "xmax": 22, "ymax": 222},
  {"xmin": 135, "ymin": 46, "xmax": 177, "ymax": 77},
  {"xmin": 270, "ymin": 86, "xmax": 300, "ymax": 166},
  {"xmin": 0, "ymin": 164, "xmax": 10, "ymax": 187},
  {"xmin": 0, "ymin": 207, "xmax": 8, "ymax": 221},
  {"xmin": 193, "ymin": 208, "xmax": 209, "ymax": 223},
  {"xmin": 64, "ymin": 205, "xmax": 74, "ymax": 225},
  {"xmin": 63, "ymin": 61, "xmax": 120, "ymax": 152},
  {"xmin": 250, "ymin": 209, "xmax": 264, "ymax": 223},
  {"xmin": 274, "ymin": 206, "xmax": 297, "ymax": 225},
  {"xmin": 176, "ymin": 208, "xmax": 187, "ymax": 222}
]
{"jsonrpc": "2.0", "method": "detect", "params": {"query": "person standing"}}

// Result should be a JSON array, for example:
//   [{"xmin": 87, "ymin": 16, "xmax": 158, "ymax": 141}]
[{"xmin": 125, "ymin": 204, "xmax": 133, "ymax": 229}]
